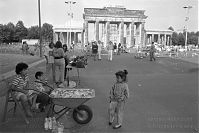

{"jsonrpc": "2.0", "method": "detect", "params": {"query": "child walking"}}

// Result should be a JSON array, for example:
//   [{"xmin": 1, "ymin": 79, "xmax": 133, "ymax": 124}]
[{"xmin": 109, "ymin": 70, "xmax": 129, "ymax": 129}]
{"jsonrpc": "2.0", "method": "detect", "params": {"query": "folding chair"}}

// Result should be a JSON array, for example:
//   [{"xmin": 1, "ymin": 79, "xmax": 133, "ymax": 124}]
[{"xmin": 2, "ymin": 82, "xmax": 29, "ymax": 124}]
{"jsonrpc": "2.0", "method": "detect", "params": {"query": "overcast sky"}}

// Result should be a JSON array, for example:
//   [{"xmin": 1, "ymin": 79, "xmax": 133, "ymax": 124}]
[{"xmin": 0, "ymin": 0, "xmax": 198, "ymax": 32}]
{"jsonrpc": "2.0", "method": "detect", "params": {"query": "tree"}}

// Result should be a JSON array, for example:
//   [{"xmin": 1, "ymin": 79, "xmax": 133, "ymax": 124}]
[
  {"xmin": 6, "ymin": 22, "xmax": 15, "ymax": 42},
  {"xmin": 187, "ymin": 32, "xmax": 198, "ymax": 45},
  {"xmin": 0, "ymin": 23, "xmax": 15, "ymax": 43},
  {"xmin": 178, "ymin": 33, "xmax": 185, "ymax": 46},
  {"xmin": 14, "ymin": 20, "xmax": 28, "ymax": 42},
  {"xmin": 171, "ymin": 32, "xmax": 179, "ymax": 45},
  {"xmin": 196, "ymin": 31, "xmax": 199, "ymax": 36},
  {"xmin": 0, "ymin": 24, "xmax": 9, "ymax": 43},
  {"xmin": 41, "ymin": 23, "xmax": 53, "ymax": 43},
  {"xmin": 168, "ymin": 26, "xmax": 174, "ymax": 31},
  {"xmin": 27, "ymin": 25, "xmax": 39, "ymax": 39}
]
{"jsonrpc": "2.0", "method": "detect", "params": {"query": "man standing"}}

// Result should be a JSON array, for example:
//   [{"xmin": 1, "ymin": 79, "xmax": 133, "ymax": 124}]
[{"xmin": 150, "ymin": 42, "xmax": 156, "ymax": 61}]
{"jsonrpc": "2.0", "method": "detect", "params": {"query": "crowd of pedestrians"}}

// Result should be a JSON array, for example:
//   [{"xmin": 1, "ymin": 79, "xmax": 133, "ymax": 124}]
[{"xmin": 87, "ymin": 40, "xmax": 126, "ymax": 62}]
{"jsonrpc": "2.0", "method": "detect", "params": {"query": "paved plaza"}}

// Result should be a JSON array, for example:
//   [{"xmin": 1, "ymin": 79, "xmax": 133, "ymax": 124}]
[{"xmin": 0, "ymin": 53, "xmax": 198, "ymax": 133}]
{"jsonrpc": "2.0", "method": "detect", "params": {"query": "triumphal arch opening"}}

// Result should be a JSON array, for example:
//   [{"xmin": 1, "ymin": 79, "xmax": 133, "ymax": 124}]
[{"xmin": 83, "ymin": 6, "xmax": 147, "ymax": 47}]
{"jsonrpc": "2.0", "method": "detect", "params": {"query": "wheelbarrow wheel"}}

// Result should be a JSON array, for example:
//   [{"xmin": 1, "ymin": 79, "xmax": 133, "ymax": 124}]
[{"xmin": 73, "ymin": 105, "xmax": 93, "ymax": 124}]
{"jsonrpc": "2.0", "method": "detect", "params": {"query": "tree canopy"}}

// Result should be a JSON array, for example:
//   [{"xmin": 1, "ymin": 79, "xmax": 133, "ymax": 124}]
[{"xmin": 0, "ymin": 20, "xmax": 53, "ymax": 43}]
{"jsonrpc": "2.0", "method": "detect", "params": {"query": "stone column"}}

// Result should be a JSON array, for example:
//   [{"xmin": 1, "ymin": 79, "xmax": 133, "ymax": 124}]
[
  {"xmin": 103, "ymin": 23, "xmax": 106, "ymax": 45},
  {"xmin": 170, "ymin": 35, "xmax": 172, "ymax": 45},
  {"xmin": 144, "ymin": 33, "xmax": 147, "ymax": 46},
  {"xmin": 84, "ymin": 20, "xmax": 88, "ymax": 45},
  {"xmin": 60, "ymin": 32, "xmax": 64, "ymax": 43},
  {"xmin": 57, "ymin": 32, "xmax": 60, "ymax": 41},
  {"xmin": 67, "ymin": 32, "xmax": 70, "ymax": 47},
  {"xmin": 158, "ymin": 34, "xmax": 160, "ymax": 43},
  {"xmin": 167, "ymin": 36, "xmax": 170, "ymax": 46},
  {"xmin": 77, "ymin": 33, "xmax": 79, "ymax": 43},
  {"xmin": 164, "ymin": 34, "xmax": 166, "ymax": 45},
  {"xmin": 152, "ymin": 34, "xmax": 154, "ymax": 43},
  {"xmin": 119, "ymin": 21, "xmax": 124, "ymax": 45},
  {"xmin": 81, "ymin": 31, "xmax": 84, "ymax": 46},
  {"xmin": 125, "ymin": 23, "xmax": 129, "ymax": 47},
  {"xmin": 141, "ymin": 22, "xmax": 145, "ymax": 45},
  {"xmin": 161, "ymin": 36, "xmax": 163, "ymax": 44},
  {"xmin": 74, "ymin": 32, "xmax": 77, "ymax": 45},
  {"xmin": 66, "ymin": 32, "xmax": 68, "ymax": 45},
  {"xmin": 149, "ymin": 35, "xmax": 151, "ymax": 44},
  {"xmin": 147, "ymin": 35, "xmax": 149, "ymax": 44},
  {"xmin": 130, "ymin": 21, "xmax": 135, "ymax": 47},
  {"xmin": 105, "ymin": 21, "xmax": 110, "ymax": 46},
  {"xmin": 95, "ymin": 20, "xmax": 99, "ymax": 41},
  {"xmin": 53, "ymin": 32, "xmax": 57, "ymax": 43}
]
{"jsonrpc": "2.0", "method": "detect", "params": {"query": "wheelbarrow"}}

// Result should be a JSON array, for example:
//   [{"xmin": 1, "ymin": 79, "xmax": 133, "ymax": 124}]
[{"xmin": 47, "ymin": 88, "xmax": 95, "ymax": 124}]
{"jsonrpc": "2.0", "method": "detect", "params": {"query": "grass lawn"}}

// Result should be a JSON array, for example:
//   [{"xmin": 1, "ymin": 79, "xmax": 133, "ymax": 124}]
[{"xmin": 0, "ymin": 54, "xmax": 44, "ymax": 74}]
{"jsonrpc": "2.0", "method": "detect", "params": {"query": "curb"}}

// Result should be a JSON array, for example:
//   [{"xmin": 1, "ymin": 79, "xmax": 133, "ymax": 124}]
[{"xmin": 0, "ymin": 59, "xmax": 45, "ymax": 81}]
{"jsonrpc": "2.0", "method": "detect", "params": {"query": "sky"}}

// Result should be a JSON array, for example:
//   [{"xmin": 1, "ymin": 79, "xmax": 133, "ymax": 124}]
[{"xmin": 0, "ymin": 0, "xmax": 198, "ymax": 32}]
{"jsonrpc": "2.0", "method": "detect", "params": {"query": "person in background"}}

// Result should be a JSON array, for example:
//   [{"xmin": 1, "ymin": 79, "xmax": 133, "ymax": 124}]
[
  {"xmin": 97, "ymin": 40, "xmax": 102, "ymax": 60},
  {"xmin": 117, "ymin": 43, "xmax": 121, "ymax": 55},
  {"xmin": 149, "ymin": 42, "xmax": 156, "ymax": 61},
  {"xmin": 11, "ymin": 62, "xmax": 33, "ymax": 117},
  {"xmin": 107, "ymin": 41, "xmax": 113, "ymax": 61},
  {"xmin": 22, "ymin": 41, "xmax": 29, "ymax": 55},
  {"xmin": 113, "ymin": 43, "xmax": 117, "ymax": 55},
  {"xmin": 63, "ymin": 44, "xmax": 69, "ymax": 79},
  {"xmin": 108, "ymin": 70, "xmax": 129, "ymax": 129},
  {"xmin": 44, "ymin": 42, "xmax": 55, "ymax": 83},
  {"xmin": 53, "ymin": 41, "xmax": 65, "ymax": 88},
  {"xmin": 92, "ymin": 41, "xmax": 98, "ymax": 61}
]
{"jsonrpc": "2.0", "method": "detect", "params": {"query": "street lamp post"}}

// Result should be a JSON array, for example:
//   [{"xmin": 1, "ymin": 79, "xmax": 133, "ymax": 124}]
[
  {"xmin": 65, "ymin": 1, "xmax": 76, "ymax": 50},
  {"xmin": 183, "ymin": 6, "xmax": 192, "ymax": 49},
  {"xmin": 38, "ymin": 0, "xmax": 42, "ymax": 57}
]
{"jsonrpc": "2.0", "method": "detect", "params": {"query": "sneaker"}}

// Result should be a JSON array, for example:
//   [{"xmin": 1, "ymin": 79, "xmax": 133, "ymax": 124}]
[{"xmin": 113, "ymin": 125, "xmax": 122, "ymax": 129}]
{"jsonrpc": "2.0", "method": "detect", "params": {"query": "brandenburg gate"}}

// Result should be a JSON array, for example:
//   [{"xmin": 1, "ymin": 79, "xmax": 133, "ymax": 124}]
[{"xmin": 83, "ymin": 6, "xmax": 147, "ymax": 47}]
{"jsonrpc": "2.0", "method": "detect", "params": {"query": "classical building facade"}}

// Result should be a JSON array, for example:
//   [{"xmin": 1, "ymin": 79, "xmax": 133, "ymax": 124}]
[
  {"xmin": 53, "ymin": 6, "xmax": 173, "ymax": 48},
  {"xmin": 145, "ymin": 29, "xmax": 173, "ymax": 46},
  {"xmin": 83, "ymin": 6, "xmax": 147, "ymax": 47},
  {"xmin": 53, "ymin": 21, "xmax": 84, "ymax": 48}
]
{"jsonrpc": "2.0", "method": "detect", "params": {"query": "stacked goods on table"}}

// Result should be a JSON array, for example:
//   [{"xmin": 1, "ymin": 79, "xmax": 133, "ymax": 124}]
[{"xmin": 50, "ymin": 88, "xmax": 95, "ymax": 98}]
